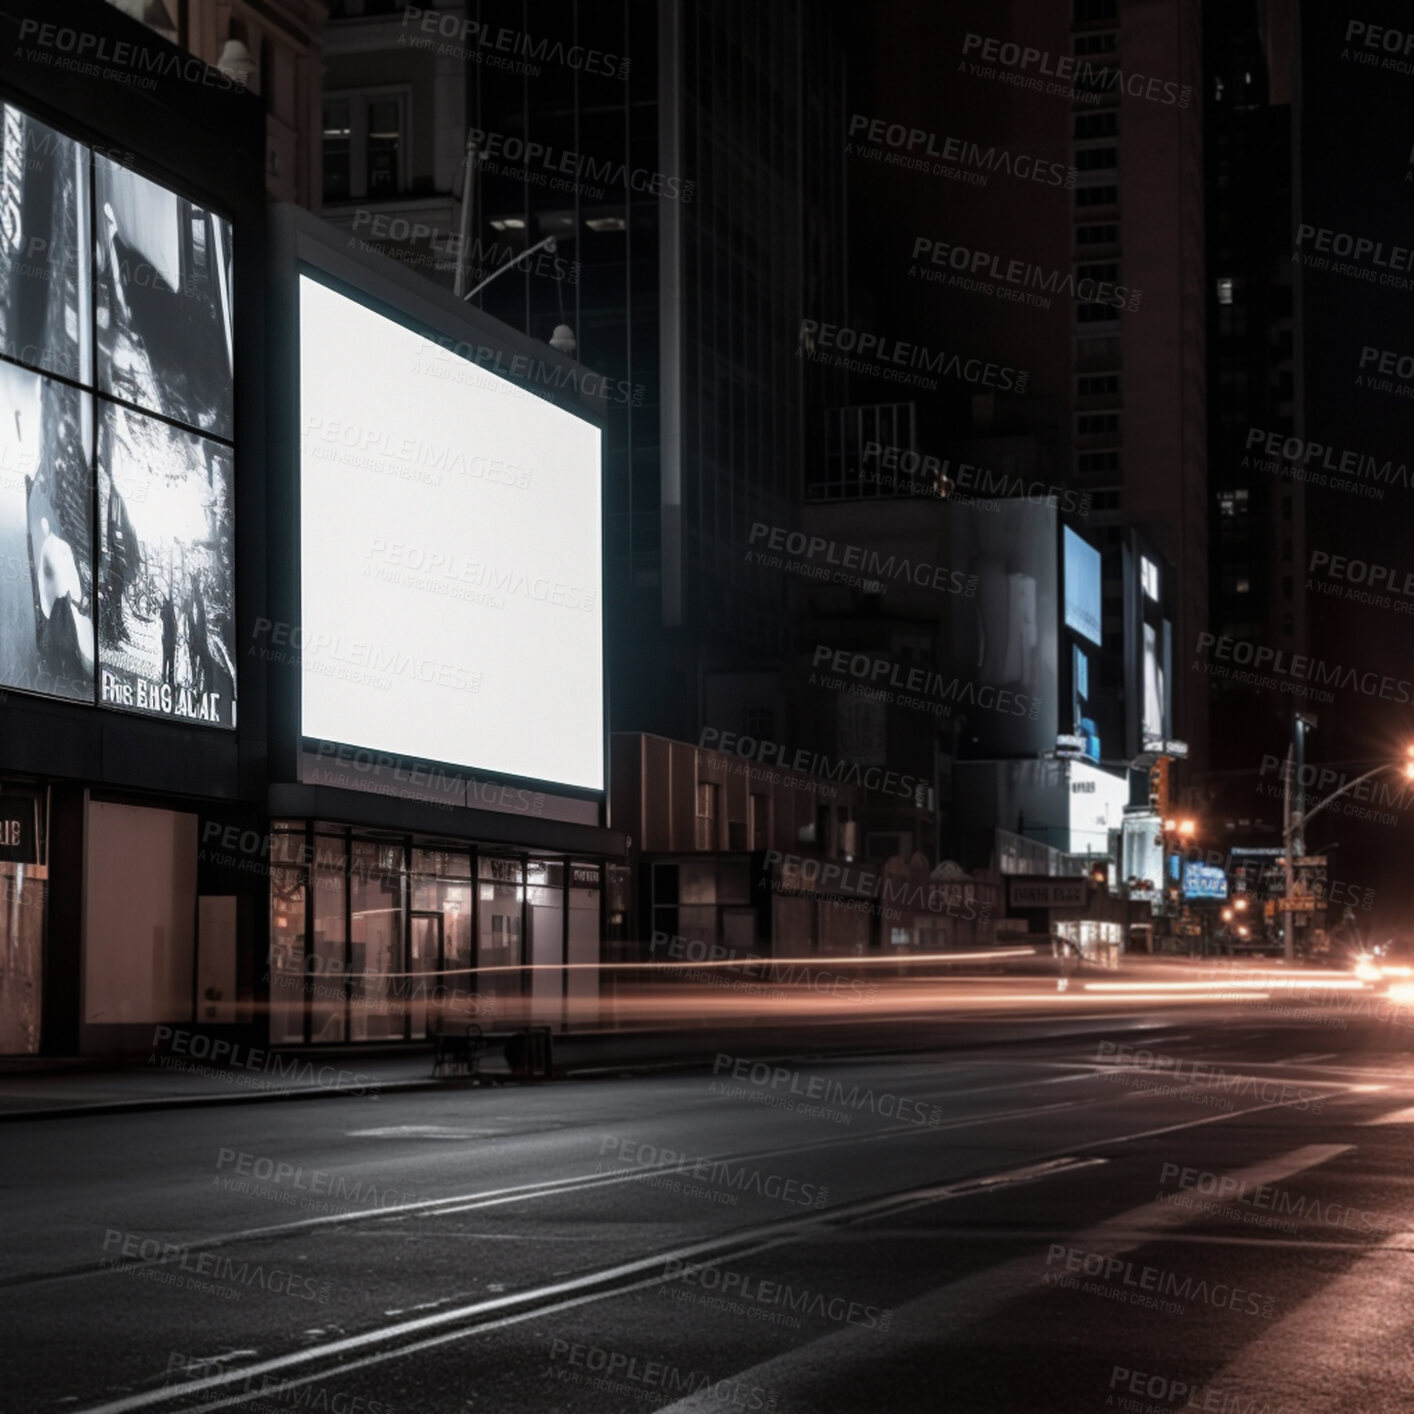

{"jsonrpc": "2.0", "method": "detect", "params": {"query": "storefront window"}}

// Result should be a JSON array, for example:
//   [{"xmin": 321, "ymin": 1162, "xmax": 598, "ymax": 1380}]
[
  {"xmin": 0, "ymin": 862, "xmax": 45, "ymax": 1054},
  {"xmin": 351, "ymin": 841, "xmax": 403, "ymax": 1040},
  {"xmin": 270, "ymin": 832, "xmax": 606, "ymax": 1043},
  {"xmin": 567, "ymin": 863, "xmax": 601, "ymax": 1026},
  {"xmin": 269, "ymin": 864, "xmax": 306, "ymax": 1044},
  {"xmin": 527, "ymin": 859, "xmax": 564, "ymax": 1026},
  {"xmin": 310, "ymin": 836, "xmax": 347, "ymax": 1042},
  {"xmin": 479, "ymin": 856, "xmax": 524, "ymax": 1009},
  {"xmin": 410, "ymin": 848, "xmax": 474, "ymax": 1036}
]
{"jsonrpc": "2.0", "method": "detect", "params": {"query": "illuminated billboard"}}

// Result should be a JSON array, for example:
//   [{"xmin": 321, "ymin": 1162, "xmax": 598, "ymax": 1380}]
[
  {"xmin": 0, "ymin": 101, "xmax": 236, "ymax": 725},
  {"xmin": 1063, "ymin": 526, "xmax": 1102, "ymax": 646},
  {"xmin": 1183, "ymin": 862, "xmax": 1229, "ymax": 901},
  {"xmin": 298, "ymin": 275, "xmax": 604, "ymax": 792},
  {"xmin": 1067, "ymin": 759, "xmax": 1128, "ymax": 855},
  {"xmin": 948, "ymin": 499, "xmax": 1059, "ymax": 757}
]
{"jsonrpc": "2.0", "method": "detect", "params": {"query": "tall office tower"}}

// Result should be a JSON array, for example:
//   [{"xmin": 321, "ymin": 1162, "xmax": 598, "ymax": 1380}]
[
  {"xmin": 1067, "ymin": 0, "xmax": 1206, "ymax": 773},
  {"xmin": 459, "ymin": 0, "xmax": 849, "ymax": 744},
  {"xmin": 846, "ymin": 0, "xmax": 1206, "ymax": 776},
  {"xmin": 1202, "ymin": 0, "xmax": 1299, "ymax": 823}
]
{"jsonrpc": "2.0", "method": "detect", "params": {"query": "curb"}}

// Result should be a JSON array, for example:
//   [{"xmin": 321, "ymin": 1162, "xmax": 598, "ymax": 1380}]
[{"xmin": 0, "ymin": 1011, "xmax": 1171, "ymax": 1121}]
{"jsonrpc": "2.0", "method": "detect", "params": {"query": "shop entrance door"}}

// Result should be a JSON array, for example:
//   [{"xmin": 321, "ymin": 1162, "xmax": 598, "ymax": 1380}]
[{"xmin": 408, "ymin": 910, "xmax": 444, "ymax": 1040}]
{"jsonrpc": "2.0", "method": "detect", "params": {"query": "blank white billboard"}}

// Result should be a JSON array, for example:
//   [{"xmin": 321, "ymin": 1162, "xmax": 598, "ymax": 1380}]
[{"xmin": 298, "ymin": 276, "xmax": 604, "ymax": 791}]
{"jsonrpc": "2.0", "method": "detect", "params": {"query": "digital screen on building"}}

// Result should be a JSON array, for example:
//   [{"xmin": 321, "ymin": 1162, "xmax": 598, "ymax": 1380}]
[
  {"xmin": 298, "ymin": 275, "xmax": 604, "ymax": 792},
  {"xmin": 948, "ymin": 499, "xmax": 1059, "ymax": 758},
  {"xmin": 0, "ymin": 102, "xmax": 236, "ymax": 725},
  {"xmin": 1142, "ymin": 621, "xmax": 1165, "ymax": 744},
  {"xmin": 1183, "ymin": 862, "xmax": 1229, "ymax": 900},
  {"xmin": 1067, "ymin": 760, "xmax": 1128, "ymax": 855},
  {"xmin": 1063, "ymin": 527, "xmax": 1102, "ymax": 646}
]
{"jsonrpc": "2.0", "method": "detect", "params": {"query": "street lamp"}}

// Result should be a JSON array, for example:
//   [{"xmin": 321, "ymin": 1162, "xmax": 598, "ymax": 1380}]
[{"xmin": 1281, "ymin": 730, "xmax": 1414, "ymax": 960}]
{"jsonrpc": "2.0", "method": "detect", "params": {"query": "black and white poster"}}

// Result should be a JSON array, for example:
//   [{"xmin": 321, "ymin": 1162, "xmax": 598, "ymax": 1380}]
[
  {"xmin": 94, "ymin": 156, "xmax": 233, "ymax": 441},
  {"xmin": 0, "ymin": 102, "xmax": 92, "ymax": 383},
  {"xmin": 0, "ymin": 361, "xmax": 95, "ymax": 702},
  {"xmin": 97, "ymin": 402, "xmax": 235, "ymax": 726}
]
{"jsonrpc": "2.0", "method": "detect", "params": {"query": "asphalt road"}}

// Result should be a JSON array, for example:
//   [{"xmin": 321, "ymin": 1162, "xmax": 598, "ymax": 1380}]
[{"xmin": 4, "ymin": 1002, "xmax": 1413, "ymax": 1414}]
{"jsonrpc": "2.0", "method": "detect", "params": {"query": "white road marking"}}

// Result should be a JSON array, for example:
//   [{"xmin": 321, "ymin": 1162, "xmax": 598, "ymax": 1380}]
[
  {"xmin": 650, "ymin": 1144, "xmax": 1355, "ymax": 1413},
  {"xmin": 1362, "ymin": 1104, "xmax": 1414, "ymax": 1124},
  {"xmin": 72, "ymin": 1158, "xmax": 1108, "ymax": 1414},
  {"xmin": 1193, "ymin": 1231, "xmax": 1414, "ymax": 1414}
]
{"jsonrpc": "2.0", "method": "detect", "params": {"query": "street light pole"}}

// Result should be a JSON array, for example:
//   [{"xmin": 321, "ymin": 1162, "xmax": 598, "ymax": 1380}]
[
  {"xmin": 461, "ymin": 234, "xmax": 559, "ymax": 302},
  {"xmin": 1281, "ymin": 744, "xmax": 1409, "ymax": 961},
  {"xmin": 1281, "ymin": 713, "xmax": 1315, "ymax": 962}
]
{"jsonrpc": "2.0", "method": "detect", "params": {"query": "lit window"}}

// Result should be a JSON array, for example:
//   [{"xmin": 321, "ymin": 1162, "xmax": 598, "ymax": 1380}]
[
  {"xmin": 1217, "ymin": 278, "xmax": 1233, "ymax": 305},
  {"xmin": 1235, "ymin": 577, "xmax": 1250, "ymax": 594},
  {"xmin": 1141, "ymin": 556, "xmax": 1160, "ymax": 601}
]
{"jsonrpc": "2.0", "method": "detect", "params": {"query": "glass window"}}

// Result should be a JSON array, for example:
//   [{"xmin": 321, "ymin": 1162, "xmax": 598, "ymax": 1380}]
[
  {"xmin": 478, "ymin": 857, "xmax": 523, "ymax": 1007},
  {"xmin": 1075, "ymin": 146, "xmax": 1117, "ymax": 171},
  {"xmin": 310, "ymin": 836, "xmax": 347, "ymax": 1042},
  {"xmin": 695, "ymin": 781, "xmax": 720, "ymax": 849},
  {"xmin": 1076, "ymin": 223, "xmax": 1119, "ymax": 245},
  {"xmin": 410, "ymin": 861, "xmax": 475, "ymax": 1032},
  {"xmin": 322, "ymin": 99, "xmax": 352, "ymax": 201},
  {"xmin": 749, "ymin": 793, "xmax": 770, "ymax": 850},
  {"xmin": 350, "ymin": 841, "xmax": 403, "ymax": 1040},
  {"xmin": 1074, "ymin": 112, "xmax": 1118, "ymax": 139},
  {"xmin": 269, "ymin": 865, "xmax": 306, "ymax": 1044},
  {"xmin": 1077, "ymin": 374, "xmax": 1119, "ymax": 397},
  {"xmin": 366, "ymin": 98, "xmax": 402, "ymax": 195},
  {"xmin": 322, "ymin": 92, "xmax": 407, "ymax": 204}
]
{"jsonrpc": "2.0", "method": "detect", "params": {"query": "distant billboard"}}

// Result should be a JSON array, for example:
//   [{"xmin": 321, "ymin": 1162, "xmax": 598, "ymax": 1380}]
[
  {"xmin": 1063, "ymin": 527, "xmax": 1102, "ymax": 646},
  {"xmin": 1183, "ymin": 862, "xmax": 1229, "ymax": 901},
  {"xmin": 948, "ymin": 499, "xmax": 1058, "ymax": 757},
  {"xmin": 1067, "ymin": 759, "xmax": 1127, "ymax": 855},
  {"xmin": 1142, "ymin": 622, "xmax": 1165, "ymax": 743}
]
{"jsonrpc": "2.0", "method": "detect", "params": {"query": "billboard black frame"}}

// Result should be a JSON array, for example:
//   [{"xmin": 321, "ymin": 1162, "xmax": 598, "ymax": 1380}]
[{"xmin": 267, "ymin": 203, "xmax": 612, "ymax": 825}]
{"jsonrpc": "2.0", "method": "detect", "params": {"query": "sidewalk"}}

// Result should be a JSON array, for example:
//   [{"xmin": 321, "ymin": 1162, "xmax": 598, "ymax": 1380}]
[
  {"xmin": 0, "ymin": 955, "xmax": 1310, "ymax": 1121},
  {"xmin": 0, "ymin": 1047, "xmax": 443, "ymax": 1120}
]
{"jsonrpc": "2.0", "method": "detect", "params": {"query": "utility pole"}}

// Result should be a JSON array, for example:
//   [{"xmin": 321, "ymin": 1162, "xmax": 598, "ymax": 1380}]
[{"xmin": 1282, "ymin": 713, "xmax": 1315, "ymax": 963}]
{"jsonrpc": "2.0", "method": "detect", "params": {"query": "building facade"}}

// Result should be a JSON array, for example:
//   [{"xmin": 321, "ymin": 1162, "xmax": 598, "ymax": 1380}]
[{"xmin": 0, "ymin": 1, "xmax": 622, "ymax": 1056}]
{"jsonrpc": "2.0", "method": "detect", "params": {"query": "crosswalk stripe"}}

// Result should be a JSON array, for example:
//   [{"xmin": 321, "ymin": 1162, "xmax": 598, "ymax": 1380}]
[
  {"xmin": 651, "ymin": 1144, "xmax": 1353, "ymax": 1413},
  {"xmin": 1362, "ymin": 1104, "xmax": 1414, "ymax": 1124},
  {"xmin": 1192, "ymin": 1232, "xmax": 1414, "ymax": 1414}
]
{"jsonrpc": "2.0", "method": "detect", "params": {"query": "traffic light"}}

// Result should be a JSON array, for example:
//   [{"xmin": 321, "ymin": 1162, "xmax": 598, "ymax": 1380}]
[{"xmin": 1148, "ymin": 758, "xmax": 1170, "ymax": 816}]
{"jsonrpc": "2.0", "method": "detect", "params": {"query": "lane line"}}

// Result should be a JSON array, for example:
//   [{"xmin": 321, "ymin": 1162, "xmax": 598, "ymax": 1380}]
[
  {"xmin": 650, "ymin": 1143, "xmax": 1356, "ymax": 1414},
  {"xmin": 67, "ymin": 1085, "xmax": 1372, "ymax": 1412},
  {"xmin": 70, "ymin": 1158, "xmax": 1107, "ymax": 1414},
  {"xmin": 0, "ymin": 1088, "xmax": 1095, "ymax": 1289}
]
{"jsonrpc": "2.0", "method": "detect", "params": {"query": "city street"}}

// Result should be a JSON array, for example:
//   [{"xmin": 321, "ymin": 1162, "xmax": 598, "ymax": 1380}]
[
  {"xmin": 4, "ymin": 997, "xmax": 1413, "ymax": 1413},
  {"xmin": 2, "ymin": 2, "xmax": 1412, "ymax": 1408}
]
